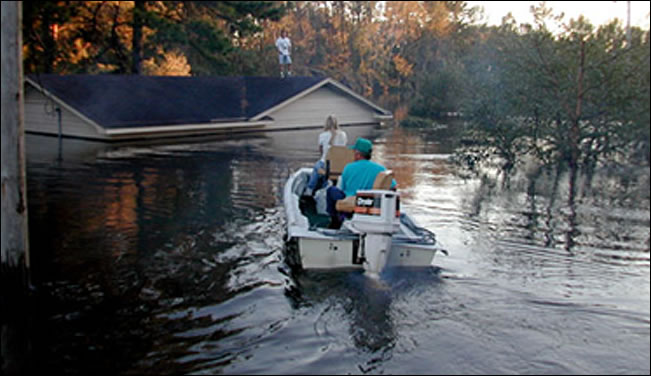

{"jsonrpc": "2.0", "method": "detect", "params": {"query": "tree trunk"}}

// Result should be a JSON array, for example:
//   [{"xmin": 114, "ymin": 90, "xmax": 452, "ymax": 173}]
[
  {"xmin": 131, "ymin": 0, "xmax": 144, "ymax": 74},
  {"xmin": 569, "ymin": 40, "xmax": 586, "ymax": 174}
]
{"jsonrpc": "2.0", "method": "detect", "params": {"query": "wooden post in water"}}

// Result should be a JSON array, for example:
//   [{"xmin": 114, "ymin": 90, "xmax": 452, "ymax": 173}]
[
  {"xmin": 1, "ymin": 1, "xmax": 30, "ymax": 291},
  {"xmin": 2, "ymin": 4, "xmax": 31, "ymax": 371}
]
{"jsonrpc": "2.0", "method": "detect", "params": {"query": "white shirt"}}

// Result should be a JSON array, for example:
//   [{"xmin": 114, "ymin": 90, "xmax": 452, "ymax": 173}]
[
  {"xmin": 276, "ymin": 37, "xmax": 291, "ymax": 56},
  {"xmin": 318, "ymin": 130, "xmax": 348, "ymax": 161}
]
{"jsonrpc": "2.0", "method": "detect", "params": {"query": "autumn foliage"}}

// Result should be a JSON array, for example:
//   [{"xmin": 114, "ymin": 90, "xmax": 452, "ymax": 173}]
[{"xmin": 23, "ymin": 2, "xmax": 472, "ymax": 102}]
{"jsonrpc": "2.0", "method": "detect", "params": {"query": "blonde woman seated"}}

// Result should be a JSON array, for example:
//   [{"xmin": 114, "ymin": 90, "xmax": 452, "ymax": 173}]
[{"xmin": 304, "ymin": 115, "xmax": 348, "ymax": 196}]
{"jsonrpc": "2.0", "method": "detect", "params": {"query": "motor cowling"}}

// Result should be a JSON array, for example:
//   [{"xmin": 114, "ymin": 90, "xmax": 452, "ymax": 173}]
[{"xmin": 348, "ymin": 190, "xmax": 400, "ymax": 277}]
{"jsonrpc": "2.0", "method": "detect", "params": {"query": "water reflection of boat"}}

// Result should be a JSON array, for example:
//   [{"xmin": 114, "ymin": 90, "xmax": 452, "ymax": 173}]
[
  {"xmin": 281, "ymin": 263, "xmax": 446, "ymax": 360},
  {"xmin": 283, "ymin": 167, "xmax": 447, "ymax": 277}
]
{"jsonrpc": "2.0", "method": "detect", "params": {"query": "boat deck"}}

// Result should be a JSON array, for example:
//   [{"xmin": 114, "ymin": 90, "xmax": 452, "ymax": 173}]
[{"xmin": 298, "ymin": 196, "xmax": 331, "ymax": 228}]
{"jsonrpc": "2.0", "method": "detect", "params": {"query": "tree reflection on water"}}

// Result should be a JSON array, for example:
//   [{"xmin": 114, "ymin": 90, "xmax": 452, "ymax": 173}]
[{"xmin": 15, "ymin": 126, "xmax": 650, "ymax": 374}]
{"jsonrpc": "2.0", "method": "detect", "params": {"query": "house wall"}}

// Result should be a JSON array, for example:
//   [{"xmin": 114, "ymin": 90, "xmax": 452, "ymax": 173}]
[
  {"xmin": 24, "ymin": 86, "xmax": 106, "ymax": 140},
  {"xmin": 267, "ymin": 85, "xmax": 379, "ymax": 129}
]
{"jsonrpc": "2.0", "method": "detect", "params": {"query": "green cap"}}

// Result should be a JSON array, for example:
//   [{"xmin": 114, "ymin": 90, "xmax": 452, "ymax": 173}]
[{"xmin": 349, "ymin": 138, "xmax": 373, "ymax": 154}]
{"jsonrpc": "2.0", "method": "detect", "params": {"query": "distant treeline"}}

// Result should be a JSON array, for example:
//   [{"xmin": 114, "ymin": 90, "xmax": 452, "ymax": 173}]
[
  {"xmin": 24, "ymin": 1, "xmax": 650, "ymax": 176},
  {"xmin": 23, "ymin": 1, "xmax": 473, "ymax": 103}
]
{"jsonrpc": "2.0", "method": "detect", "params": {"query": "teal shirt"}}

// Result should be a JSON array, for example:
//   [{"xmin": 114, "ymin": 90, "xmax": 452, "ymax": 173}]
[{"xmin": 340, "ymin": 159, "xmax": 396, "ymax": 197}]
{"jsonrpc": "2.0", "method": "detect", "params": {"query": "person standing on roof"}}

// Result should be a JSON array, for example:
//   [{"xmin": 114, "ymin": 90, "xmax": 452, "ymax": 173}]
[{"xmin": 276, "ymin": 29, "xmax": 292, "ymax": 78}]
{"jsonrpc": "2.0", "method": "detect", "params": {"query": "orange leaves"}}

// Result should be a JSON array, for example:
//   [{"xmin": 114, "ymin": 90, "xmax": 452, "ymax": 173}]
[
  {"xmin": 142, "ymin": 48, "xmax": 191, "ymax": 76},
  {"xmin": 392, "ymin": 55, "xmax": 413, "ymax": 77},
  {"xmin": 68, "ymin": 38, "xmax": 92, "ymax": 64}
]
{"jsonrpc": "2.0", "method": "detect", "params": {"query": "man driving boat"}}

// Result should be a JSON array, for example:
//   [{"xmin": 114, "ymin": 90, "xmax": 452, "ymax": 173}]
[{"xmin": 326, "ymin": 137, "xmax": 396, "ymax": 228}]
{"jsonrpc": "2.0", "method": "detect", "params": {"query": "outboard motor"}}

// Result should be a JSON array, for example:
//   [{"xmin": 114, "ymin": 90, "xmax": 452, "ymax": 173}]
[{"xmin": 346, "ymin": 190, "xmax": 401, "ymax": 277}]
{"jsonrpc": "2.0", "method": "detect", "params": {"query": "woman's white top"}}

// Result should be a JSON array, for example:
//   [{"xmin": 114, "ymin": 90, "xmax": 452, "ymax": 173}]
[{"xmin": 318, "ymin": 130, "xmax": 348, "ymax": 161}]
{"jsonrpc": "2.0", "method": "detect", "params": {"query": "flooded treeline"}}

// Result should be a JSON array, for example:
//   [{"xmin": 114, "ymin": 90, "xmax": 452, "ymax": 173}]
[{"xmin": 449, "ymin": 5, "xmax": 650, "ymax": 193}]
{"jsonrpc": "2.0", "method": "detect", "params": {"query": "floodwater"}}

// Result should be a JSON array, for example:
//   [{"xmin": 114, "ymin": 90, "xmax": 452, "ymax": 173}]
[{"xmin": 9, "ymin": 125, "xmax": 650, "ymax": 374}]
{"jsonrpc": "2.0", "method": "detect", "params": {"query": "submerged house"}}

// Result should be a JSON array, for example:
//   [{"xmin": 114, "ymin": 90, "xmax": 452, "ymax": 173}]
[{"xmin": 24, "ymin": 74, "xmax": 392, "ymax": 142}]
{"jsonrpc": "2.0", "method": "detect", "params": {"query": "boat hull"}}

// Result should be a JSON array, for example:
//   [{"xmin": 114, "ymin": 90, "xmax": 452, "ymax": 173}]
[
  {"xmin": 298, "ymin": 236, "xmax": 363, "ymax": 269},
  {"xmin": 284, "ymin": 168, "xmax": 445, "ymax": 272}
]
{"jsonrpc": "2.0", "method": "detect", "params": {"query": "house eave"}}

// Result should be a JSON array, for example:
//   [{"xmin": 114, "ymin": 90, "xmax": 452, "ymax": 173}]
[
  {"xmin": 25, "ymin": 76, "xmax": 108, "ymax": 137},
  {"xmin": 103, "ymin": 120, "xmax": 272, "ymax": 137}
]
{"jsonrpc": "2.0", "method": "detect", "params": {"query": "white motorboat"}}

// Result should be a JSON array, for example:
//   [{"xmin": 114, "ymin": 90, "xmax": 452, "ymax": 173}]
[{"xmin": 283, "ymin": 167, "xmax": 447, "ymax": 277}]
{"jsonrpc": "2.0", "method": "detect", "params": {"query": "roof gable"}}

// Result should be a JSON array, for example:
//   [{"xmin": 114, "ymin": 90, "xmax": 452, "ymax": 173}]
[{"xmin": 27, "ymin": 74, "xmax": 326, "ymax": 129}]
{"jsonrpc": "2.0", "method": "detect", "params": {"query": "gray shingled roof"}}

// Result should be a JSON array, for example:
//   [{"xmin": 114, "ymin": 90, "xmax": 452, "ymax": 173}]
[{"xmin": 27, "ymin": 74, "xmax": 327, "ymax": 128}]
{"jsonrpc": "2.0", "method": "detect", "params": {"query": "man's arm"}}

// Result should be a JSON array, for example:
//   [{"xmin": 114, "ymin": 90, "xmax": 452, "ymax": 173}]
[{"xmin": 340, "ymin": 164, "xmax": 350, "ymax": 192}]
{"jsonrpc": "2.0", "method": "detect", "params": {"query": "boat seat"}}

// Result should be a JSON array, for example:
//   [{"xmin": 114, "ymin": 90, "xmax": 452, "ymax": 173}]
[
  {"xmin": 320, "ymin": 146, "xmax": 355, "ymax": 185},
  {"xmin": 335, "ymin": 170, "xmax": 395, "ymax": 213},
  {"xmin": 335, "ymin": 196, "xmax": 357, "ymax": 213},
  {"xmin": 372, "ymin": 170, "xmax": 394, "ymax": 190}
]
